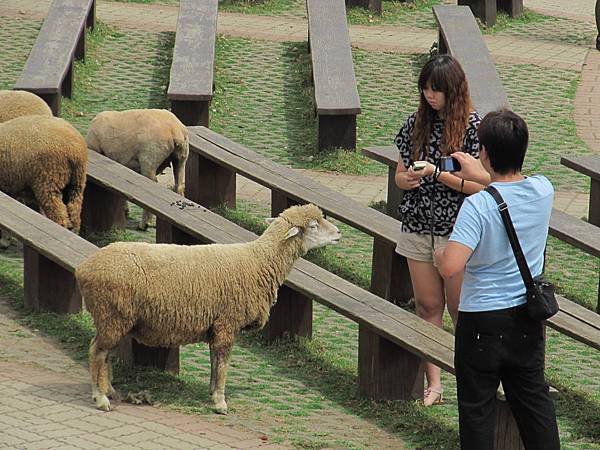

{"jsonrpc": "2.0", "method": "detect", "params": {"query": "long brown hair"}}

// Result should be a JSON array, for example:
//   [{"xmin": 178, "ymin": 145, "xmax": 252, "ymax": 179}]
[{"xmin": 412, "ymin": 55, "xmax": 473, "ymax": 160}]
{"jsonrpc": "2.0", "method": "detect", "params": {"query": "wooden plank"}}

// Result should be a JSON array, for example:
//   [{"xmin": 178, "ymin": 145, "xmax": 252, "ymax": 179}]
[
  {"xmin": 306, "ymin": 0, "xmax": 361, "ymax": 115},
  {"xmin": 433, "ymin": 5, "xmax": 510, "ymax": 117},
  {"xmin": 167, "ymin": 0, "xmax": 218, "ymax": 101},
  {"xmin": 561, "ymin": 155, "xmax": 600, "ymax": 181},
  {"xmin": 361, "ymin": 145, "xmax": 397, "ymax": 168},
  {"xmin": 548, "ymin": 209, "xmax": 600, "ymax": 257},
  {"xmin": 547, "ymin": 309, "xmax": 600, "ymax": 351},
  {"xmin": 14, "ymin": 0, "xmax": 93, "ymax": 93},
  {"xmin": 188, "ymin": 127, "xmax": 399, "ymax": 244},
  {"xmin": 0, "ymin": 191, "xmax": 97, "ymax": 272},
  {"xmin": 555, "ymin": 295, "xmax": 600, "ymax": 331}
]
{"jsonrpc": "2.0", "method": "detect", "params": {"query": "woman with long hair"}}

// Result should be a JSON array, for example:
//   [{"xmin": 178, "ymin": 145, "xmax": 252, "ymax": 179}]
[{"xmin": 394, "ymin": 54, "xmax": 484, "ymax": 406}]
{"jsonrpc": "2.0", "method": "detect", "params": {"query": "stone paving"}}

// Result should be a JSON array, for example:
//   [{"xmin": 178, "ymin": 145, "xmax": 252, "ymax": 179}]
[{"xmin": 0, "ymin": 0, "xmax": 599, "ymax": 448}]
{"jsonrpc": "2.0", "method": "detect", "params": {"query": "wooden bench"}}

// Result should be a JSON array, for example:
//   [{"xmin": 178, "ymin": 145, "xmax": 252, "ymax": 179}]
[
  {"xmin": 458, "ymin": 0, "xmax": 523, "ymax": 26},
  {"xmin": 184, "ymin": 126, "xmax": 413, "ymax": 306},
  {"xmin": 307, "ymin": 0, "xmax": 361, "ymax": 151},
  {"xmin": 167, "ymin": 0, "xmax": 218, "ymax": 127},
  {"xmin": 13, "ymin": 0, "xmax": 96, "ymax": 116},
  {"xmin": 0, "ymin": 191, "xmax": 98, "ymax": 315},
  {"xmin": 434, "ymin": 5, "xmax": 510, "ymax": 118},
  {"xmin": 560, "ymin": 154, "xmax": 600, "ymax": 313},
  {"xmin": 361, "ymin": 145, "xmax": 600, "ymax": 350},
  {"xmin": 82, "ymin": 149, "xmax": 542, "ymax": 449}
]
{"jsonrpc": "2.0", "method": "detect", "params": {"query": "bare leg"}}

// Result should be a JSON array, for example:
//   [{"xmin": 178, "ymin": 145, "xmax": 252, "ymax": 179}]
[{"xmin": 407, "ymin": 259, "xmax": 445, "ymax": 398}]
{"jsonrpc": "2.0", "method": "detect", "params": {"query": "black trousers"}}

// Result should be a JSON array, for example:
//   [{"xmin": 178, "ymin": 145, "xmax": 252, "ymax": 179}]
[{"xmin": 455, "ymin": 304, "xmax": 560, "ymax": 450}]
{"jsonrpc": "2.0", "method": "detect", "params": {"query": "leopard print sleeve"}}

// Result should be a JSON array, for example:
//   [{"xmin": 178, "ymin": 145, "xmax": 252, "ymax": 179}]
[
  {"xmin": 464, "ymin": 112, "xmax": 482, "ymax": 157},
  {"xmin": 394, "ymin": 113, "xmax": 417, "ymax": 169}
]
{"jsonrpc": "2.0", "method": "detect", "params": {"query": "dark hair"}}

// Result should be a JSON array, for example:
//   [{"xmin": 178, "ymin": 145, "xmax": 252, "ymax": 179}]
[
  {"xmin": 412, "ymin": 55, "xmax": 473, "ymax": 160},
  {"xmin": 477, "ymin": 109, "xmax": 528, "ymax": 174}
]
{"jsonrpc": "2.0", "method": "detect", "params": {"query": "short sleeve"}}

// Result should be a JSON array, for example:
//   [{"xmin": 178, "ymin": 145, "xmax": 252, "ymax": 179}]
[
  {"xmin": 394, "ymin": 113, "xmax": 416, "ymax": 169},
  {"xmin": 464, "ymin": 112, "xmax": 481, "ymax": 157},
  {"xmin": 449, "ymin": 197, "xmax": 482, "ymax": 251}
]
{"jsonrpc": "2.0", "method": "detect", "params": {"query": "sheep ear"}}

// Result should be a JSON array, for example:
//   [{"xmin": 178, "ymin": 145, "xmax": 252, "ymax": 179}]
[
  {"xmin": 265, "ymin": 217, "xmax": 275, "ymax": 224},
  {"xmin": 284, "ymin": 226, "xmax": 301, "ymax": 240}
]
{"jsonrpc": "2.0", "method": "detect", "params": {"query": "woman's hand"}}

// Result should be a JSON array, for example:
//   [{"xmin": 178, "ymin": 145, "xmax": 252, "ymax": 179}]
[{"xmin": 395, "ymin": 161, "xmax": 435, "ymax": 190}]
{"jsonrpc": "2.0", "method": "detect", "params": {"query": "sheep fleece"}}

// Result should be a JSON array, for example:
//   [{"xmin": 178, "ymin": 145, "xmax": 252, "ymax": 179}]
[
  {"xmin": 0, "ymin": 116, "xmax": 88, "ymax": 230},
  {"xmin": 77, "ymin": 240, "xmax": 293, "ymax": 348},
  {"xmin": 0, "ymin": 90, "xmax": 53, "ymax": 123}
]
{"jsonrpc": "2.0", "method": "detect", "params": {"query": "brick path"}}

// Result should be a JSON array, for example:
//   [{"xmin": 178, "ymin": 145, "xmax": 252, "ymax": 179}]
[{"xmin": 0, "ymin": 0, "xmax": 599, "ymax": 448}]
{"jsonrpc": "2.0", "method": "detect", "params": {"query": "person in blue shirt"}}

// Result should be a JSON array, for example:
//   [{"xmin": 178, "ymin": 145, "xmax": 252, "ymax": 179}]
[{"xmin": 434, "ymin": 110, "xmax": 560, "ymax": 450}]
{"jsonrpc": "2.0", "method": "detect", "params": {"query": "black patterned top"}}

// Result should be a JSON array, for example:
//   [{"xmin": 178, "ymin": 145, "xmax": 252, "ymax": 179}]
[{"xmin": 394, "ymin": 111, "xmax": 481, "ymax": 236}]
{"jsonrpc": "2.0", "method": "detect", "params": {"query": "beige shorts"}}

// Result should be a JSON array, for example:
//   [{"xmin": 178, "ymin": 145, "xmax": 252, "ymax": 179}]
[{"xmin": 395, "ymin": 230, "xmax": 449, "ymax": 263}]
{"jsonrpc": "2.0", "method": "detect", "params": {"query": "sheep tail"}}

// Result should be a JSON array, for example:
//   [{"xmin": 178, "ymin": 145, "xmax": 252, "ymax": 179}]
[{"xmin": 64, "ymin": 154, "xmax": 88, "ymax": 233}]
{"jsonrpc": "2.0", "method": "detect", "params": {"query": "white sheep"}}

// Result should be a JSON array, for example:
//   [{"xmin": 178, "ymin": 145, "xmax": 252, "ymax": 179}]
[
  {"xmin": 85, "ymin": 109, "xmax": 189, "ymax": 230},
  {"xmin": 0, "ymin": 90, "xmax": 53, "ymax": 123},
  {"xmin": 0, "ymin": 115, "xmax": 88, "ymax": 247},
  {"xmin": 76, "ymin": 204, "xmax": 341, "ymax": 414}
]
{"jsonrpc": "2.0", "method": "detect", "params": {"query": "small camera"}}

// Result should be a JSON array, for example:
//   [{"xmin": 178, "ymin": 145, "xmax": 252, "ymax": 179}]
[
  {"xmin": 439, "ymin": 156, "xmax": 461, "ymax": 172},
  {"xmin": 412, "ymin": 160, "xmax": 427, "ymax": 171}
]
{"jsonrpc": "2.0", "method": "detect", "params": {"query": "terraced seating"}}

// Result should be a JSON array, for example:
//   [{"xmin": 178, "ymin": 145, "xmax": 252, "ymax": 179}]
[
  {"xmin": 306, "ymin": 0, "xmax": 361, "ymax": 151},
  {"xmin": 168, "ymin": 0, "xmax": 218, "ymax": 126},
  {"xmin": 0, "ymin": 191, "xmax": 97, "ymax": 315},
  {"xmin": 458, "ymin": 0, "xmax": 523, "ymax": 26},
  {"xmin": 13, "ymin": 0, "xmax": 96, "ymax": 116},
  {"xmin": 360, "ymin": 145, "xmax": 600, "ymax": 351}
]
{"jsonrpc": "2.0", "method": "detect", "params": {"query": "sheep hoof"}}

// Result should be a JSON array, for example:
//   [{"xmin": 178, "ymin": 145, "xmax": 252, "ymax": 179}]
[
  {"xmin": 94, "ymin": 395, "xmax": 112, "ymax": 411},
  {"xmin": 213, "ymin": 402, "xmax": 228, "ymax": 415}
]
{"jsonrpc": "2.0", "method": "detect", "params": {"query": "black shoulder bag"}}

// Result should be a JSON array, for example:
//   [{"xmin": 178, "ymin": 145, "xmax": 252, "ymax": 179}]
[{"xmin": 485, "ymin": 186, "xmax": 559, "ymax": 321}]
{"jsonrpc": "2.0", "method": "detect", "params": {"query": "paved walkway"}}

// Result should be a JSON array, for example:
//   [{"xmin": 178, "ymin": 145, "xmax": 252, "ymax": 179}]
[{"xmin": 0, "ymin": 0, "xmax": 598, "ymax": 448}]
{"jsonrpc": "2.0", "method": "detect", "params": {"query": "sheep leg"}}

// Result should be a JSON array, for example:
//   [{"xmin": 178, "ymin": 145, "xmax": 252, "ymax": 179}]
[
  {"xmin": 139, "ymin": 166, "xmax": 158, "ymax": 230},
  {"xmin": 0, "ymin": 229, "xmax": 11, "ymax": 249},
  {"xmin": 89, "ymin": 337, "xmax": 112, "ymax": 411},
  {"xmin": 209, "ymin": 344, "xmax": 217, "ymax": 395},
  {"xmin": 171, "ymin": 157, "xmax": 186, "ymax": 196},
  {"xmin": 32, "ymin": 185, "xmax": 71, "ymax": 229},
  {"xmin": 209, "ymin": 336, "xmax": 234, "ymax": 415}
]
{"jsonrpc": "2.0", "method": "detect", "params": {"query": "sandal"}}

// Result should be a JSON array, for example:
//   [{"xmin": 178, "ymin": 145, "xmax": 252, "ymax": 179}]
[{"xmin": 422, "ymin": 387, "xmax": 443, "ymax": 406}]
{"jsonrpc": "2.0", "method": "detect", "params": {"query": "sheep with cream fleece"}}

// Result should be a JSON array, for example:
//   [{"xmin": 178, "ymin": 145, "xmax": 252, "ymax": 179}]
[
  {"xmin": 0, "ymin": 115, "xmax": 87, "ymax": 247},
  {"xmin": 76, "ymin": 204, "xmax": 340, "ymax": 414},
  {"xmin": 85, "ymin": 109, "xmax": 189, "ymax": 230},
  {"xmin": 0, "ymin": 90, "xmax": 52, "ymax": 123}
]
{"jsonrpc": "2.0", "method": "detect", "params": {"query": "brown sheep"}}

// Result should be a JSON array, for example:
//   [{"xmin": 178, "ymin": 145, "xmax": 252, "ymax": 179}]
[
  {"xmin": 0, "ymin": 115, "xmax": 88, "ymax": 235},
  {"xmin": 76, "ymin": 204, "xmax": 341, "ymax": 414},
  {"xmin": 0, "ymin": 90, "xmax": 53, "ymax": 123},
  {"xmin": 85, "ymin": 109, "xmax": 189, "ymax": 230}
]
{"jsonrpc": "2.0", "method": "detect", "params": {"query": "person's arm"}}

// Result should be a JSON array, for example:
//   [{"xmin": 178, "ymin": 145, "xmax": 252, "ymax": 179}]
[
  {"xmin": 395, "ymin": 159, "xmax": 433, "ymax": 190},
  {"xmin": 435, "ymin": 170, "xmax": 484, "ymax": 195},
  {"xmin": 451, "ymin": 152, "xmax": 491, "ymax": 186},
  {"xmin": 434, "ymin": 242, "xmax": 473, "ymax": 279}
]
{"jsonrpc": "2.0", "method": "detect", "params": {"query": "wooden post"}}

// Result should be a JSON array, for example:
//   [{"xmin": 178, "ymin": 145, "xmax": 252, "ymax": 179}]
[
  {"xmin": 588, "ymin": 178, "xmax": 600, "ymax": 313},
  {"xmin": 345, "ymin": 0, "xmax": 382, "ymax": 14},
  {"xmin": 438, "ymin": 29, "xmax": 448, "ymax": 55},
  {"xmin": 262, "ymin": 192, "xmax": 312, "ymax": 341},
  {"xmin": 385, "ymin": 167, "xmax": 404, "ymax": 217},
  {"xmin": 87, "ymin": 0, "xmax": 96, "ymax": 30},
  {"xmin": 185, "ymin": 152, "xmax": 236, "ymax": 209},
  {"xmin": 80, "ymin": 182, "xmax": 127, "ymax": 235},
  {"xmin": 318, "ymin": 114, "xmax": 357, "ymax": 151},
  {"xmin": 494, "ymin": 399, "xmax": 525, "ymax": 450},
  {"xmin": 371, "ymin": 237, "xmax": 413, "ymax": 306},
  {"xmin": 458, "ymin": 0, "xmax": 497, "ymax": 26},
  {"xmin": 62, "ymin": 61, "xmax": 73, "ymax": 99},
  {"xmin": 358, "ymin": 325, "xmax": 423, "ymax": 399},
  {"xmin": 171, "ymin": 100, "xmax": 210, "ymax": 127},
  {"xmin": 75, "ymin": 28, "xmax": 85, "ymax": 61},
  {"xmin": 497, "ymin": 0, "xmax": 523, "ymax": 17},
  {"xmin": 23, "ymin": 246, "xmax": 81, "ymax": 314}
]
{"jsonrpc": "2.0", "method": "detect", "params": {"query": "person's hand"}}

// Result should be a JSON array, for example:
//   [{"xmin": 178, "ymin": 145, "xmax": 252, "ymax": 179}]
[
  {"xmin": 451, "ymin": 152, "xmax": 490, "ymax": 185},
  {"xmin": 408, "ymin": 161, "xmax": 435, "ymax": 179}
]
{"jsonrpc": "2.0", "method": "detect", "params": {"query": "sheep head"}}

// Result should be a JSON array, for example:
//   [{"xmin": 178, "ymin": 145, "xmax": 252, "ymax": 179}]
[{"xmin": 266, "ymin": 204, "xmax": 341, "ymax": 254}]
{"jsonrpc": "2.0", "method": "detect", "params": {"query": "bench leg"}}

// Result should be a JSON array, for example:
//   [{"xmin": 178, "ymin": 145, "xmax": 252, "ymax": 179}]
[
  {"xmin": 80, "ymin": 182, "xmax": 127, "ymax": 235},
  {"xmin": 36, "ymin": 92, "xmax": 60, "ymax": 117},
  {"xmin": 62, "ymin": 61, "xmax": 74, "ymax": 99},
  {"xmin": 75, "ymin": 28, "xmax": 86, "ymax": 61},
  {"xmin": 385, "ymin": 167, "xmax": 404, "ymax": 217},
  {"xmin": 497, "ymin": 0, "xmax": 523, "ymax": 17},
  {"xmin": 156, "ymin": 217, "xmax": 201, "ymax": 245},
  {"xmin": 458, "ymin": 0, "xmax": 497, "ymax": 26},
  {"xmin": 345, "ymin": 0, "xmax": 382, "ymax": 14},
  {"xmin": 318, "ymin": 114, "xmax": 357, "ymax": 151},
  {"xmin": 171, "ymin": 100, "xmax": 209, "ymax": 127},
  {"xmin": 87, "ymin": 0, "xmax": 96, "ymax": 30},
  {"xmin": 358, "ymin": 325, "xmax": 423, "ymax": 399},
  {"xmin": 371, "ymin": 237, "xmax": 413, "ymax": 305},
  {"xmin": 117, "ymin": 336, "xmax": 180, "ymax": 374},
  {"xmin": 184, "ymin": 152, "xmax": 236, "ymax": 209},
  {"xmin": 263, "ymin": 192, "xmax": 312, "ymax": 341},
  {"xmin": 23, "ymin": 246, "xmax": 81, "ymax": 314},
  {"xmin": 438, "ymin": 29, "xmax": 448, "ymax": 55},
  {"xmin": 494, "ymin": 399, "xmax": 525, "ymax": 450}
]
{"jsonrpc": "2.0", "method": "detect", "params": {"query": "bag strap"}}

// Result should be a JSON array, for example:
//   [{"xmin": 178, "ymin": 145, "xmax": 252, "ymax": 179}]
[{"xmin": 484, "ymin": 186, "xmax": 535, "ymax": 289}]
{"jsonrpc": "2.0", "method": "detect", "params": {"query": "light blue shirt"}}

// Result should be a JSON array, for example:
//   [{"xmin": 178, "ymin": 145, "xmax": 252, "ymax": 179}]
[{"xmin": 449, "ymin": 175, "xmax": 554, "ymax": 312}]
